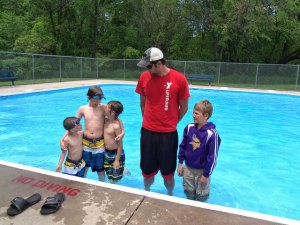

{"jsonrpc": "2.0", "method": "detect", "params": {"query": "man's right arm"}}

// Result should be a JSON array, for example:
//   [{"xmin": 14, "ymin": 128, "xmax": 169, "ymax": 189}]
[{"xmin": 140, "ymin": 95, "xmax": 146, "ymax": 116}]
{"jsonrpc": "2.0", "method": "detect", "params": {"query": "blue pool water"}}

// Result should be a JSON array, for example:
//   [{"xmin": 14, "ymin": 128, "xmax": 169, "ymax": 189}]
[{"xmin": 0, "ymin": 84, "xmax": 300, "ymax": 220}]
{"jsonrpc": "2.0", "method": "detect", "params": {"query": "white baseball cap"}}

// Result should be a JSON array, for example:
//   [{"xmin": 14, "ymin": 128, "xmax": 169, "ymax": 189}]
[{"xmin": 137, "ymin": 47, "xmax": 164, "ymax": 68}]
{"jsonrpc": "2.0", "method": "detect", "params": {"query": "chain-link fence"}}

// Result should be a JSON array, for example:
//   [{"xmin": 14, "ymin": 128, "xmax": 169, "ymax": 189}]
[{"xmin": 1, "ymin": 51, "xmax": 299, "ymax": 91}]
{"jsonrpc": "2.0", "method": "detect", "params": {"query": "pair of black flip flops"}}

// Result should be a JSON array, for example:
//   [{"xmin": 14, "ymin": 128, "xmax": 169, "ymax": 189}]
[{"xmin": 7, "ymin": 192, "xmax": 65, "ymax": 216}]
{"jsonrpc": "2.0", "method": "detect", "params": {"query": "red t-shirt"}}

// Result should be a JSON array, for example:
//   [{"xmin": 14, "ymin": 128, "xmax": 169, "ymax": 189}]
[{"xmin": 135, "ymin": 69, "xmax": 190, "ymax": 132}]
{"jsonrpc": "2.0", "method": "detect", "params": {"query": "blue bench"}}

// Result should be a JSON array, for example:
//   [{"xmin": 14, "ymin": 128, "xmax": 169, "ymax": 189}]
[
  {"xmin": 188, "ymin": 74, "xmax": 214, "ymax": 85},
  {"xmin": 0, "ymin": 69, "xmax": 18, "ymax": 85}
]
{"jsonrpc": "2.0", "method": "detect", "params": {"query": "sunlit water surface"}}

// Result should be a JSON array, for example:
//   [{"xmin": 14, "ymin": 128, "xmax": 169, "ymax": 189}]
[{"xmin": 0, "ymin": 84, "xmax": 300, "ymax": 220}]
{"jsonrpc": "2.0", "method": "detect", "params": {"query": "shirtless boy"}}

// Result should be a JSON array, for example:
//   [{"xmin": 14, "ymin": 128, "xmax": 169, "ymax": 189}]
[
  {"xmin": 56, "ymin": 117, "xmax": 85, "ymax": 177},
  {"xmin": 76, "ymin": 86, "xmax": 107, "ymax": 181},
  {"xmin": 103, "ymin": 100, "xmax": 126, "ymax": 183}
]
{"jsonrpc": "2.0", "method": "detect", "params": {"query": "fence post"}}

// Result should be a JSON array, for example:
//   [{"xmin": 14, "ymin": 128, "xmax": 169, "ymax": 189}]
[
  {"xmin": 218, "ymin": 62, "xmax": 221, "ymax": 85},
  {"xmin": 59, "ymin": 56, "xmax": 62, "ymax": 82},
  {"xmin": 32, "ymin": 54, "xmax": 35, "ymax": 81},
  {"xmin": 255, "ymin": 64, "xmax": 259, "ymax": 87},
  {"xmin": 123, "ymin": 59, "xmax": 126, "ymax": 80},
  {"xmin": 80, "ymin": 57, "xmax": 83, "ymax": 79},
  {"xmin": 96, "ymin": 58, "xmax": 99, "ymax": 79},
  {"xmin": 296, "ymin": 65, "xmax": 299, "ymax": 91}
]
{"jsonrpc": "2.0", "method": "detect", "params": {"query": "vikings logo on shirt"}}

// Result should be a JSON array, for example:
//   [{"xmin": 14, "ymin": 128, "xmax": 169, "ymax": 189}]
[{"xmin": 189, "ymin": 134, "xmax": 201, "ymax": 151}]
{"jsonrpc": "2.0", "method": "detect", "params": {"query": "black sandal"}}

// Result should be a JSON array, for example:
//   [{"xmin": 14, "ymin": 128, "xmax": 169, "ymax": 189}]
[
  {"xmin": 7, "ymin": 193, "xmax": 41, "ymax": 216},
  {"xmin": 40, "ymin": 192, "xmax": 65, "ymax": 215}
]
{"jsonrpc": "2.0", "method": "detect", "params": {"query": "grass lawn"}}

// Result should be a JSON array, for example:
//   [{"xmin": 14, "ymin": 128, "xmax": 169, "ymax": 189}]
[{"xmin": 1, "ymin": 78, "xmax": 299, "ymax": 92}]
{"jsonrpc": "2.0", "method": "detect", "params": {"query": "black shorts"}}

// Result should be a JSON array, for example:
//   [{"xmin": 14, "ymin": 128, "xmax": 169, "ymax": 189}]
[{"xmin": 140, "ymin": 127, "xmax": 178, "ymax": 179}]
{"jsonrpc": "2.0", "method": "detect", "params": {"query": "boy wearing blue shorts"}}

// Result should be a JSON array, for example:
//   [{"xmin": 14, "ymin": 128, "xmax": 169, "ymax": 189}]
[{"xmin": 74, "ymin": 86, "xmax": 106, "ymax": 181}]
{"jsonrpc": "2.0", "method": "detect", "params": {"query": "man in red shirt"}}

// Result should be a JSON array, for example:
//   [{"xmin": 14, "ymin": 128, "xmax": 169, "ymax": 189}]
[{"xmin": 135, "ymin": 47, "xmax": 190, "ymax": 195}]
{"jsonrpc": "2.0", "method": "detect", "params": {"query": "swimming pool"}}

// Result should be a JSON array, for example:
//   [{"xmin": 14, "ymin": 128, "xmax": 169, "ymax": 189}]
[{"xmin": 0, "ymin": 84, "xmax": 299, "ymax": 221}]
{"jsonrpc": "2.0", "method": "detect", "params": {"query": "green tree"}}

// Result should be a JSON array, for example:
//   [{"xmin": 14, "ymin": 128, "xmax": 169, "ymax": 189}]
[
  {"xmin": 211, "ymin": 0, "xmax": 274, "ymax": 62},
  {"xmin": 272, "ymin": 0, "xmax": 300, "ymax": 64},
  {"xmin": 0, "ymin": 0, "xmax": 299, "ymax": 64}
]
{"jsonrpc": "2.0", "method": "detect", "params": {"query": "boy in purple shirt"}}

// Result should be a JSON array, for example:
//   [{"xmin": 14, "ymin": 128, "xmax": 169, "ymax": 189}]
[{"xmin": 177, "ymin": 100, "xmax": 221, "ymax": 201}]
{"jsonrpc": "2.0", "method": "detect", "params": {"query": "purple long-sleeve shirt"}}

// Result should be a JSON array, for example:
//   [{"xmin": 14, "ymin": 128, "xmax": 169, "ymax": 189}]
[{"xmin": 178, "ymin": 122, "xmax": 221, "ymax": 178}]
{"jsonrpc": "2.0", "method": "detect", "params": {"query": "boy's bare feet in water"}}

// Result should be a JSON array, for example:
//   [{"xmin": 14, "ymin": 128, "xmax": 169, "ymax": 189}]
[{"xmin": 123, "ymin": 168, "xmax": 131, "ymax": 176}]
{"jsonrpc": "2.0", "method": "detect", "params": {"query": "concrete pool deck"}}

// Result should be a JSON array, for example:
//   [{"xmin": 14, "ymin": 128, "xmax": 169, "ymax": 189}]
[
  {"xmin": 1, "ymin": 161, "xmax": 298, "ymax": 225},
  {"xmin": 0, "ymin": 80, "xmax": 300, "ymax": 225}
]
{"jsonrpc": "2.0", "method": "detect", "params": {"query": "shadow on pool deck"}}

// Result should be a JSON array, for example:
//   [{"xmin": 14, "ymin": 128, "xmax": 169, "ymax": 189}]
[{"xmin": 1, "ymin": 161, "xmax": 298, "ymax": 225}]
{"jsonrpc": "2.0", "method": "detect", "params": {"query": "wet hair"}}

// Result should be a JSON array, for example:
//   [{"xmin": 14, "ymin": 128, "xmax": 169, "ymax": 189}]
[
  {"xmin": 107, "ymin": 100, "xmax": 123, "ymax": 119},
  {"xmin": 194, "ymin": 100, "xmax": 213, "ymax": 119},
  {"xmin": 63, "ymin": 116, "xmax": 77, "ymax": 131},
  {"xmin": 87, "ymin": 86, "xmax": 103, "ymax": 100}
]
